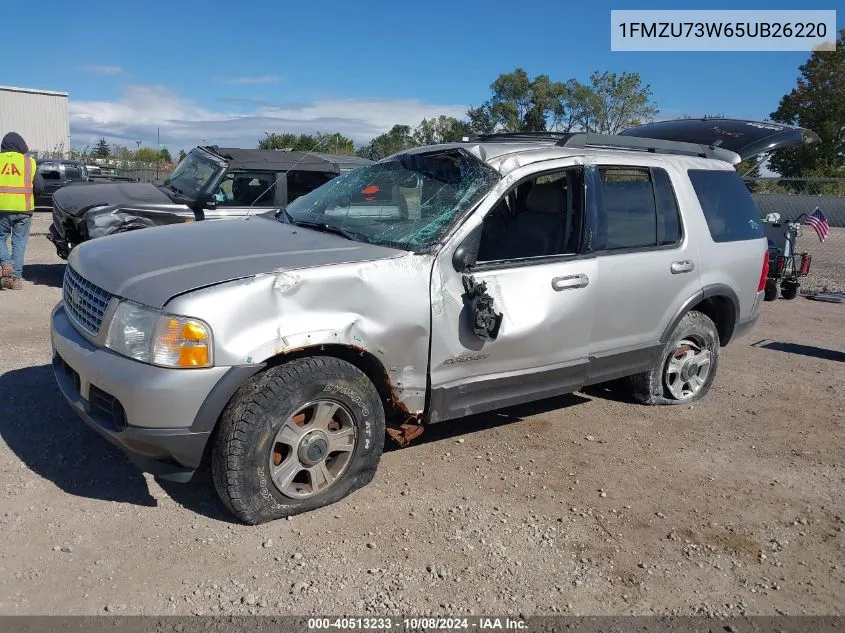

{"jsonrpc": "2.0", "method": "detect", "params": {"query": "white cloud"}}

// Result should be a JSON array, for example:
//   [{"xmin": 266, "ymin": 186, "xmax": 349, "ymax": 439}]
[
  {"xmin": 69, "ymin": 84, "xmax": 469, "ymax": 151},
  {"xmin": 79, "ymin": 64, "xmax": 124, "ymax": 75},
  {"xmin": 219, "ymin": 75, "xmax": 282, "ymax": 85}
]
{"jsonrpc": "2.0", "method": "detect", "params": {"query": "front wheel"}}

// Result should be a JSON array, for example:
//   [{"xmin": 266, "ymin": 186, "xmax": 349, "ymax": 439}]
[
  {"xmin": 627, "ymin": 311, "xmax": 720, "ymax": 405},
  {"xmin": 212, "ymin": 357, "xmax": 385, "ymax": 524}
]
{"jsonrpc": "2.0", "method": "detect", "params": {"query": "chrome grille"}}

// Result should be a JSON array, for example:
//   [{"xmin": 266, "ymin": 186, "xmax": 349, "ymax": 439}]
[{"xmin": 63, "ymin": 265, "xmax": 113, "ymax": 335}]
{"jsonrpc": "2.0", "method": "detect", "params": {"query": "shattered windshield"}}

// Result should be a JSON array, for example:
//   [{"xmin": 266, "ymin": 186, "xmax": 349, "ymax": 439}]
[
  {"xmin": 282, "ymin": 148, "xmax": 500, "ymax": 252},
  {"xmin": 166, "ymin": 148, "xmax": 224, "ymax": 200}
]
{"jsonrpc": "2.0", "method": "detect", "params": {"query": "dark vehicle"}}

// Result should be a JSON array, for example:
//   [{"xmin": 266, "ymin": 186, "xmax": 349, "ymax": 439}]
[
  {"xmin": 34, "ymin": 159, "xmax": 91, "ymax": 207},
  {"xmin": 47, "ymin": 146, "xmax": 373, "ymax": 259}
]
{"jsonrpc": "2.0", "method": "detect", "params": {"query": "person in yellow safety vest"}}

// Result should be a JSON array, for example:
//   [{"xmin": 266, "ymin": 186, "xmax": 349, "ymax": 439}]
[{"xmin": 0, "ymin": 132, "xmax": 43, "ymax": 290}]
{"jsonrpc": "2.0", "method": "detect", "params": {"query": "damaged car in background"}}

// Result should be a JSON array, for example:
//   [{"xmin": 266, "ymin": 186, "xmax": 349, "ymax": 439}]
[
  {"xmin": 49, "ymin": 118, "xmax": 818, "ymax": 524},
  {"xmin": 46, "ymin": 145, "xmax": 372, "ymax": 259}
]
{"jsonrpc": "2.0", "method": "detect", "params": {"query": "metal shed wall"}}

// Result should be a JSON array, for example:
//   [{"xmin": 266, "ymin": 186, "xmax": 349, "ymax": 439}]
[{"xmin": 0, "ymin": 85, "xmax": 71, "ymax": 156}]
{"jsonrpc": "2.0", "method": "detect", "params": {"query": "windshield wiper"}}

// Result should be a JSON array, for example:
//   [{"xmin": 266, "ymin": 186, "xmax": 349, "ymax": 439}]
[{"xmin": 282, "ymin": 212, "xmax": 364, "ymax": 242}]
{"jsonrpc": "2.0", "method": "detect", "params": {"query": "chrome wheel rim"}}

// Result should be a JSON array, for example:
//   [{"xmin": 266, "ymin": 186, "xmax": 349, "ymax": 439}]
[
  {"xmin": 664, "ymin": 338, "xmax": 712, "ymax": 401},
  {"xmin": 268, "ymin": 399, "xmax": 357, "ymax": 499}
]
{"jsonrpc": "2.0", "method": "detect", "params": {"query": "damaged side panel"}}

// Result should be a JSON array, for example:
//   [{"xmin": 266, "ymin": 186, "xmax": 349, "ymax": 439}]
[{"xmin": 166, "ymin": 253, "xmax": 434, "ymax": 415}]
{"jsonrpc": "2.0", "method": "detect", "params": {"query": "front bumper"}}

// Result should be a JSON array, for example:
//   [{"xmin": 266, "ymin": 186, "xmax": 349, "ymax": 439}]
[
  {"xmin": 50, "ymin": 303, "xmax": 258, "ymax": 481},
  {"xmin": 47, "ymin": 223, "xmax": 71, "ymax": 259}
]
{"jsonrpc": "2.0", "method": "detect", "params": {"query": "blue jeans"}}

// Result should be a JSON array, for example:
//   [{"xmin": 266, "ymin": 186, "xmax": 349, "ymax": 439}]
[{"xmin": 0, "ymin": 212, "xmax": 32, "ymax": 278}]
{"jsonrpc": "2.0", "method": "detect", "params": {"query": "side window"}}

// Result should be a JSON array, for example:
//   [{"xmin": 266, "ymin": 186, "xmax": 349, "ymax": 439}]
[
  {"xmin": 597, "ymin": 167, "xmax": 657, "ymax": 250},
  {"xmin": 286, "ymin": 170, "xmax": 337, "ymax": 203},
  {"xmin": 476, "ymin": 168, "xmax": 583, "ymax": 263},
  {"xmin": 214, "ymin": 171, "xmax": 276, "ymax": 207},
  {"xmin": 652, "ymin": 168, "xmax": 682, "ymax": 246},
  {"xmin": 64, "ymin": 165, "xmax": 83, "ymax": 181},
  {"xmin": 687, "ymin": 169, "xmax": 764, "ymax": 243}
]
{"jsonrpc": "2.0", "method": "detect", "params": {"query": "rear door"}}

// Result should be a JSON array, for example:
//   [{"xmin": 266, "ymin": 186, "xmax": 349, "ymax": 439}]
[{"xmin": 584, "ymin": 159, "xmax": 702, "ymax": 383}]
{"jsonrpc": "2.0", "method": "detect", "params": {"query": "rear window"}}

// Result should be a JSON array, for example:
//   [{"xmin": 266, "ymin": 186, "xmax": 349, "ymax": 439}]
[{"xmin": 687, "ymin": 169, "xmax": 764, "ymax": 243}]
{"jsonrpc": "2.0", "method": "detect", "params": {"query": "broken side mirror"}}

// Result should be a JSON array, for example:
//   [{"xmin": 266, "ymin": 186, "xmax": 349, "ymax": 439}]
[{"xmin": 452, "ymin": 223, "xmax": 482, "ymax": 272}]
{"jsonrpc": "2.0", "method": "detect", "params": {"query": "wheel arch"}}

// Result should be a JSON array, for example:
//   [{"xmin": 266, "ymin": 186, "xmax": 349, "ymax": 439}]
[
  {"xmin": 262, "ymin": 344, "xmax": 404, "ymax": 421},
  {"xmin": 661, "ymin": 285, "xmax": 740, "ymax": 347}
]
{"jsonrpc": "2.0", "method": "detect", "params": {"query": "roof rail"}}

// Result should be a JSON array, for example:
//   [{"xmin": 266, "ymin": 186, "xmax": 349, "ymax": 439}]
[
  {"xmin": 470, "ymin": 131, "xmax": 740, "ymax": 163},
  {"xmin": 559, "ymin": 132, "xmax": 739, "ymax": 162},
  {"xmin": 473, "ymin": 131, "xmax": 577, "ymax": 143}
]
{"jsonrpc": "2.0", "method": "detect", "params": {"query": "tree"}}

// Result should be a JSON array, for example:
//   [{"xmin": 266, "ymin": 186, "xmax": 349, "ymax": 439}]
[
  {"xmin": 412, "ymin": 116, "xmax": 473, "ymax": 145},
  {"xmin": 313, "ymin": 132, "xmax": 355, "ymax": 155},
  {"xmin": 134, "ymin": 147, "xmax": 163, "ymax": 163},
  {"xmin": 92, "ymin": 138, "xmax": 110, "ymax": 159},
  {"xmin": 769, "ymin": 28, "xmax": 845, "ymax": 178},
  {"xmin": 258, "ymin": 131, "xmax": 354, "ymax": 154},
  {"xmin": 259, "ymin": 132, "xmax": 310, "ymax": 151},
  {"xmin": 356, "ymin": 125, "xmax": 417, "ymax": 160},
  {"xmin": 466, "ymin": 68, "xmax": 567, "ymax": 133},
  {"xmin": 581, "ymin": 71, "xmax": 658, "ymax": 134},
  {"xmin": 159, "ymin": 147, "xmax": 172, "ymax": 163},
  {"xmin": 177, "ymin": 149, "xmax": 188, "ymax": 162}
]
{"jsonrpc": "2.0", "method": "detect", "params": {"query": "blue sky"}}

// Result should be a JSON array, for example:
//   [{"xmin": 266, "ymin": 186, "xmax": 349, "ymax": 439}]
[{"xmin": 2, "ymin": 0, "xmax": 841, "ymax": 152}]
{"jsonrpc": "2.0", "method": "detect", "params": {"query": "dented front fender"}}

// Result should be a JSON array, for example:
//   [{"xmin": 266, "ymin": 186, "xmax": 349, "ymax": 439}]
[{"xmin": 165, "ymin": 253, "xmax": 434, "ymax": 415}]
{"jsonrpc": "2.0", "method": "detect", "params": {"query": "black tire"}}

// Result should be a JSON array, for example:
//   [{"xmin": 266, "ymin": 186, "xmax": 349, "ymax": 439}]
[
  {"xmin": 780, "ymin": 281, "xmax": 799, "ymax": 300},
  {"xmin": 627, "ymin": 310, "xmax": 720, "ymax": 406},
  {"xmin": 212, "ymin": 357, "xmax": 385, "ymax": 525},
  {"xmin": 764, "ymin": 279, "xmax": 779, "ymax": 301}
]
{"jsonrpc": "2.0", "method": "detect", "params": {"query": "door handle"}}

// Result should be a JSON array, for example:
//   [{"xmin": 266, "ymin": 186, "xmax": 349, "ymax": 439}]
[
  {"xmin": 551, "ymin": 273, "xmax": 589, "ymax": 291},
  {"xmin": 671, "ymin": 260, "xmax": 695, "ymax": 274}
]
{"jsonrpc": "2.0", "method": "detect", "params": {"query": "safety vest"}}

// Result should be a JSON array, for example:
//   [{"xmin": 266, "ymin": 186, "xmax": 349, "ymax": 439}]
[{"xmin": 0, "ymin": 152, "xmax": 36, "ymax": 213}]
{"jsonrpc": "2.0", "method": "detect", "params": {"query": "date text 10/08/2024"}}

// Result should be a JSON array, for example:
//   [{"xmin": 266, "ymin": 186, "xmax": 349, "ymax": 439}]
[{"xmin": 307, "ymin": 617, "xmax": 528, "ymax": 630}]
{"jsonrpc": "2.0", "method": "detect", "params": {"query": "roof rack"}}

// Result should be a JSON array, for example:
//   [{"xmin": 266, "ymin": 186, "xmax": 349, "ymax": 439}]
[{"xmin": 470, "ymin": 131, "xmax": 739, "ymax": 163}]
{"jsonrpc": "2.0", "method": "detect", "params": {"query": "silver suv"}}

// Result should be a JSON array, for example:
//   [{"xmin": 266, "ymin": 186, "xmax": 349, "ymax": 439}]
[{"xmin": 49, "ymin": 118, "xmax": 818, "ymax": 524}]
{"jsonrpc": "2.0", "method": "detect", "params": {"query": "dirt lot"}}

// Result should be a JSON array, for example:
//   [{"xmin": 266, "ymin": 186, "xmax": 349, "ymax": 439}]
[{"xmin": 0, "ymin": 220, "xmax": 843, "ymax": 617}]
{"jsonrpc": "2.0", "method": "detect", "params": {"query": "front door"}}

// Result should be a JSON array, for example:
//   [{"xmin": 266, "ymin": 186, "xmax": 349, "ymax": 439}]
[
  {"xmin": 584, "ymin": 161, "xmax": 702, "ymax": 383},
  {"xmin": 428, "ymin": 164, "xmax": 597, "ymax": 423}
]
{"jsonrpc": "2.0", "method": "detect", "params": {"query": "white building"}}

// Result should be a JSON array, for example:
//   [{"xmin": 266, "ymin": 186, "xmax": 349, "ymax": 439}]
[{"xmin": 0, "ymin": 85, "xmax": 71, "ymax": 157}]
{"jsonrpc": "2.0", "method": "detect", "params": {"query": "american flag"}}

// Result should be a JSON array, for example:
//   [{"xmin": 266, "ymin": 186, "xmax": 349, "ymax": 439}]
[{"xmin": 802, "ymin": 207, "xmax": 830, "ymax": 243}]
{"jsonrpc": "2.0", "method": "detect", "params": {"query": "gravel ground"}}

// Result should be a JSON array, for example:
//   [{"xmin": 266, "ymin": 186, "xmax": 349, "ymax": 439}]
[
  {"xmin": 0, "ymin": 226, "xmax": 843, "ymax": 617},
  {"xmin": 797, "ymin": 227, "xmax": 845, "ymax": 294}
]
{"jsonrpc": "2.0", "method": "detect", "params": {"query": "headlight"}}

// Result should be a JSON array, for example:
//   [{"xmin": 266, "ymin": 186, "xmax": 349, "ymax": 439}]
[{"xmin": 105, "ymin": 300, "xmax": 213, "ymax": 368}]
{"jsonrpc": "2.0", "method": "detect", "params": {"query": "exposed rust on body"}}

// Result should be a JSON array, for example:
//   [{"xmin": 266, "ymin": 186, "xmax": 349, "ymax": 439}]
[{"xmin": 386, "ymin": 421, "xmax": 425, "ymax": 448}]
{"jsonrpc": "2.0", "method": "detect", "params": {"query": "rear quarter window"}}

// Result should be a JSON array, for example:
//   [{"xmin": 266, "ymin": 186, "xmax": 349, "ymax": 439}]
[{"xmin": 687, "ymin": 169, "xmax": 764, "ymax": 243}]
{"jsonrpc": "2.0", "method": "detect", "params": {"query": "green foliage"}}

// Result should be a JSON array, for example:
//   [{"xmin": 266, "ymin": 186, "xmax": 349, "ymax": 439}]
[
  {"xmin": 258, "ymin": 131, "xmax": 355, "ymax": 155},
  {"xmin": 133, "ymin": 147, "xmax": 167, "ymax": 163},
  {"xmin": 159, "ymin": 147, "xmax": 172, "ymax": 163},
  {"xmin": 356, "ymin": 125, "xmax": 417, "ymax": 161},
  {"xmin": 467, "ymin": 68, "xmax": 567, "ymax": 133},
  {"xmin": 580, "ymin": 71, "xmax": 658, "ymax": 134},
  {"xmin": 464, "ymin": 68, "xmax": 656, "ymax": 135},
  {"xmin": 769, "ymin": 28, "xmax": 845, "ymax": 177},
  {"xmin": 177, "ymin": 149, "xmax": 188, "ymax": 163},
  {"xmin": 412, "ymin": 116, "xmax": 473, "ymax": 145},
  {"xmin": 92, "ymin": 138, "xmax": 110, "ymax": 159}
]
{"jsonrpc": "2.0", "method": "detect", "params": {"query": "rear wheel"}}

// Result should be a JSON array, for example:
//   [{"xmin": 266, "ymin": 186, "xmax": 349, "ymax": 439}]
[
  {"xmin": 212, "ymin": 357, "xmax": 385, "ymax": 524},
  {"xmin": 764, "ymin": 279, "xmax": 779, "ymax": 301},
  {"xmin": 780, "ymin": 280, "xmax": 799, "ymax": 300},
  {"xmin": 628, "ymin": 311, "xmax": 720, "ymax": 405}
]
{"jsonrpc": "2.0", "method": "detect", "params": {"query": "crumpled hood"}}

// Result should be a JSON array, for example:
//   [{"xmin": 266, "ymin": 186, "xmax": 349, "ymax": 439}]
[
  {"xmin": 53, "ymin": 182, "xmax": 172, "ymax": 217},
  {"xmin": 68, "ymin": 217, "xmax": 405, "ymax": 308}
]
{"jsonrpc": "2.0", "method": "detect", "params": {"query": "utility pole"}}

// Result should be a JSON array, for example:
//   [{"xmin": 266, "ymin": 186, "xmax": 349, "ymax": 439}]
[{"xmin": 157, "ymin": 127, "xmax": 160, "ymax": 150}]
